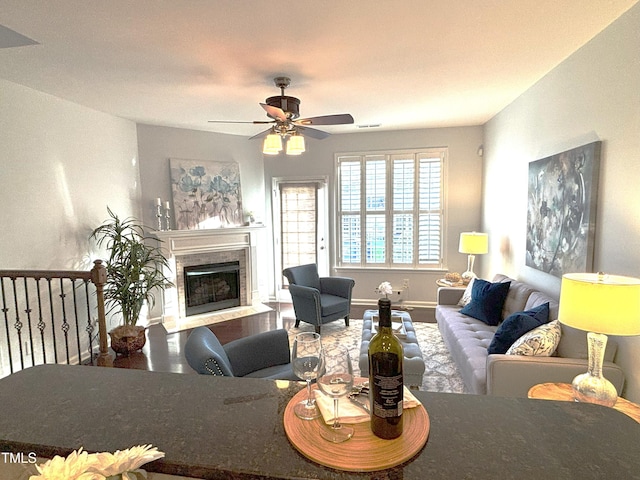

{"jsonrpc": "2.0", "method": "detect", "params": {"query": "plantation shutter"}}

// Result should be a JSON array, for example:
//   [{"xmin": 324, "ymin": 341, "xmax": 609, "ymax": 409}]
[
  {"xmin": 392, "ymin": 155, "xmax": 415, "ymax": 264},
  {"xmin": 339, "ymin": 159, "xmax": 362, "ymax": 264},
  {"xmin": 418, "ymin": 154, "xmax": 442, "ymax": 264}
]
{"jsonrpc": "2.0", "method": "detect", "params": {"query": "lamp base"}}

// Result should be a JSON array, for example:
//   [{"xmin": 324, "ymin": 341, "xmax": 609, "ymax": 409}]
[
  {"xmin": 461, "ymin": 270, "xmax": 477, "ymax": 282},
  {"xmin": 461, "ymin": 254, "xmax": 477, "ymax": 282},
  {"xmin": 571, "ymin": 332, "xmax": 618, "ymax": 407},
  {"xmin": 572, "ymin": 373, "xmax": 618, "ymax": 407}
]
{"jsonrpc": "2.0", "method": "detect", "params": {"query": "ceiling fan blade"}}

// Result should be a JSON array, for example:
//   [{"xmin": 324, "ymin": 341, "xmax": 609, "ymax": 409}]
[
  {"xmin": 295, "ymin": 113, "xmax": 354, "ymax": 126},
  {"xmin": 208, "ymin": 120, "xmax": 275, "ymax": 124},
  {"xmin": 297, "ymin": 125, "xmax": 330, "ymax": 140},
  {"xmin": 248, "ymin": 128, "xmax": 272, "ymax": 141},
  {"xmin": 260, "ymin": 103, "xmax": 288, "ymax": 122}
]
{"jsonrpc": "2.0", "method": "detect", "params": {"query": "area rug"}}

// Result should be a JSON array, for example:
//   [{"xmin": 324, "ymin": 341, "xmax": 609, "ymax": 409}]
[{"xmin": 288, "ymin": 319, "xmax": 467, "ymax": 394}]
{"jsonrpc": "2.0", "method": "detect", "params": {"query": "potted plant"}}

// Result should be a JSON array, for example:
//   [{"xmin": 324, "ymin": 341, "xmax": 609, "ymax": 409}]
[{"xmin": 90, "ymin": 207, "xmax": 172, "ymax": 355}]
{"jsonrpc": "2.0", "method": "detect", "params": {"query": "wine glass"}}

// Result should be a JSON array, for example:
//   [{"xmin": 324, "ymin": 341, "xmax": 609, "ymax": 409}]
[
  {"xmin": 292, "ymin": 332, "xmax": 323, "ymax": 420},
  {"xmin": 317, "ymin": 344, "xmax": 355, "ymax": 443}
]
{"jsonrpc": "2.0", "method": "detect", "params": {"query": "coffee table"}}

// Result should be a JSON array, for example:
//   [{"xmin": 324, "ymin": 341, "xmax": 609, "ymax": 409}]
[{"xmin": 358, "ymin": 309, "xmax": 425, "ymax": 388}]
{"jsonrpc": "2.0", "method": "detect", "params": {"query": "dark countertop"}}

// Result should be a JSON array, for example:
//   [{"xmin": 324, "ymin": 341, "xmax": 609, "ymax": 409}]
[{"xmin": 1, "ymin": 364, "xmax": 639, "ymax": 479}]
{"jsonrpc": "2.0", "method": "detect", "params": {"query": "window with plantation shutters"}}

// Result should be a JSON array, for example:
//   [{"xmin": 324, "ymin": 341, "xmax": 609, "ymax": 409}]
[{"xmin": 337, "ymin": 149, "xmax": 446, "ymax": 268}]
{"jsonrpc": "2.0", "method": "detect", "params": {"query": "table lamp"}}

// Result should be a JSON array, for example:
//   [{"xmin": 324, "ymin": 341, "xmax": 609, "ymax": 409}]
[
  {"xmin": 458, "ymin": 232, "xmax": 488, "ymax": 281},
  {"xmin": 558, "ymin": 272, "xmax": 640, "ymax": 406}
]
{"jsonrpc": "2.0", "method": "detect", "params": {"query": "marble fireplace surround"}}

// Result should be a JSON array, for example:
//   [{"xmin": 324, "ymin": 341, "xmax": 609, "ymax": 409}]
[{"xmin": 155, "ymin": 226, "xmax": 265, "ymax": 328}]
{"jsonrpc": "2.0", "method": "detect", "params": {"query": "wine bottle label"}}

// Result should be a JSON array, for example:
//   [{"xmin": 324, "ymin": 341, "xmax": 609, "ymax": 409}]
[{"xmin": 372, "ymin": 373, "xmax": 403, "ymax": 417}]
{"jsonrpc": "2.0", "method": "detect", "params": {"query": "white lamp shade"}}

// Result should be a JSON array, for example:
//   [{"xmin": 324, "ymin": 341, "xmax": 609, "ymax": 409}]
[
  {"xmin": 558, "ymin": 273, "xmax": 640, "ymax": 336},
  {"xmin": 286, "ymin": 135, "xmax": 305, "ymax": 155},
  {"xmin": 263, "ymin": 133, "xmax": 283, "ymax": 155},
  {"xmin": 458, "ymin": 232, "xmax": 488, "ymax": 254}
]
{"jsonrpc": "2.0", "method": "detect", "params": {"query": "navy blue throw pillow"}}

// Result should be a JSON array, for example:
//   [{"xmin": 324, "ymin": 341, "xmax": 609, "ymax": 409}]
[
  {"xmin": 459, "ymin": 279, "xmax": 511, "ymax": 326},
  {"xmin": 488, "ymin": 303, "xmax": 551, "ymax": 354}
]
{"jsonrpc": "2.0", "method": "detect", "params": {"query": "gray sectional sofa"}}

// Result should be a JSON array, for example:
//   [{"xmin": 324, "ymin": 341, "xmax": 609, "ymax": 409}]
[{"xmin": 436, "ymin": 273, "xmax": 625, "ymax": 397}]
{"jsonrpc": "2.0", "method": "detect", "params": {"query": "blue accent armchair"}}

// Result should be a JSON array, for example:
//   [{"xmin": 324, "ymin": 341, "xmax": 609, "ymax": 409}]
[
  {"xmin": 283, "ymin": 263, "xmax": 355, "ymax": 334},
  {"xmin": 184, "ymin": 326, "xmax": 298, "ymax": 380}
]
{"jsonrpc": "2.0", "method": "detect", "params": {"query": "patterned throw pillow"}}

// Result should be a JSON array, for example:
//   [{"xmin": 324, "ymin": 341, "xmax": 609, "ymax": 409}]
[
  {"xmin": 457, "ymin": 278, "xmax": 475, "ymax": 307},
  {"xmin": 506, "ymin": 320, "xmax": 561, "ymax": 356}
]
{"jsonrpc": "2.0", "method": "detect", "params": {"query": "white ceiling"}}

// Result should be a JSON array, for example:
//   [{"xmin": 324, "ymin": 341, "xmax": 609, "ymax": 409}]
[{"xmin": 0, "ymin": 1, "xmax": 637, "ymax": 137}]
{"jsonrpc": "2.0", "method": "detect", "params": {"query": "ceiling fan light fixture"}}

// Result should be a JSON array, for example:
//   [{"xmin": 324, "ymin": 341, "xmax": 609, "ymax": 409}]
[
  {"xmin": 263, "ymin": 132, "xmax": 283, "ymax": 155},
  {"xmin": 286, "ymin": 134, "xmax": 305, "ymax": 155}
]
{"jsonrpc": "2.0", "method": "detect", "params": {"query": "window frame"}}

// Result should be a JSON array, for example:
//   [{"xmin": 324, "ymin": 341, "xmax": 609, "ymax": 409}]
[{"xmin": 335, "ymin": 148, "xmax": 447, "ymax": 270}]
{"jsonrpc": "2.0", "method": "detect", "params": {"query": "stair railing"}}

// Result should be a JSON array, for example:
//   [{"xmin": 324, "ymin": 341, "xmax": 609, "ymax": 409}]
[{"xmin": 0, "ymin": 260, "xmax": 113, "ymax": 376}]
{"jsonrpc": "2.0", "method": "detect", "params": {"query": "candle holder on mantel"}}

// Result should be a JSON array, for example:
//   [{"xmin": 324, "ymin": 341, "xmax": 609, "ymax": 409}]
[
  {"xmin": 156, "ymin": 203, "xmax": 164, "ymax": 231},
  {"xmin": 164, "ymin": 206, "xmax": 172, "ymax": 231}
]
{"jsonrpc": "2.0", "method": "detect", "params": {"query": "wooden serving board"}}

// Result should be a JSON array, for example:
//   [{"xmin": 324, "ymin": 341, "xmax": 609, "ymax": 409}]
[{"xmin": 283, "ymin": 385, "xmax": 430, "ymax": 472}]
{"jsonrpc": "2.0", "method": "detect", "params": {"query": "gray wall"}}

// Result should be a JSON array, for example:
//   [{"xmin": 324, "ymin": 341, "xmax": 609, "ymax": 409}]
[
  {"xmin": 136, "ymin": 124, "xmax": 266, "ymax": 230},
  {"xmin": 483, "ymin": 4, "xmax": 640, "ymax": 401},
  {"xmin": 0, "ymin": 79, "xmax": 139, "ymax": 272}
]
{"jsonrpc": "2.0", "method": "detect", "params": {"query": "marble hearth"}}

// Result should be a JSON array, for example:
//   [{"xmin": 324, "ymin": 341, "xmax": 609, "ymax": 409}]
[{"xmin": 155, "ymin": 226, "xmax": 265, "ymax": 329}]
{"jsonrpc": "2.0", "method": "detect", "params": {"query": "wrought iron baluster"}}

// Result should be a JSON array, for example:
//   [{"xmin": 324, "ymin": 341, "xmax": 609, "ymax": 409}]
[
  {"xmin": 83, "ymin": 279, "xmax": 95, "ymax": 365},
  {"xmin": 59, "ymin": 278, "xmax": 71, "ymax": 365},
  {"xmin": 22, "ymin": 277, "xmax": 36, "ymax": 368},
  {"xmin": 35, "ymin": 279, "xmax": 47, "ymax": 364},
  {"xmin": 71, "ymin": 279, "xmax": 83, "ymax": 364},
  {"xmin": 1, "ymin": 277, "xmax": 14, "ymax": 374},
  {"xmin": 46, "ymin": 278, "xmax": 58, "ymax": 364},
  {"xmin": 10, "ymin": 277, "xmax": 25, "ymax": 371}
]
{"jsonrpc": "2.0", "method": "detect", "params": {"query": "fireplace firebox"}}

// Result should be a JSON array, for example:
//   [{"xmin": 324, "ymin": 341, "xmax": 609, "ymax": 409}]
[{"xmin": 184, "ymin": 261, "xmax": 240, "ymax": 316}]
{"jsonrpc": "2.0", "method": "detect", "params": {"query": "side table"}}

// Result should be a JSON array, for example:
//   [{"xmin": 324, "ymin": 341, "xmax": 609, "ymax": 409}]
[
  {"xmin": 436, "ymin": 279, "xmax": 466, "ymax": 288},
  {"xmin": 528, "ymin": 382, "xmax": 640, "ymax": 424}
]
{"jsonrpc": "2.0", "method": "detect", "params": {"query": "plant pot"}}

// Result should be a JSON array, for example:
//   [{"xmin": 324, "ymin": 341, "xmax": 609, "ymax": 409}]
[{"xmin": 109, "ymin": 325, "xmax": 146, "ymax": 355}]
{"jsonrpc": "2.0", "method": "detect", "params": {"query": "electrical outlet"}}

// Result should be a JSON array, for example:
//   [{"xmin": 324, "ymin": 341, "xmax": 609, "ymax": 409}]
[{"xmin": 402, "ymin": 278, "xmax": 410, "ymax": 290}]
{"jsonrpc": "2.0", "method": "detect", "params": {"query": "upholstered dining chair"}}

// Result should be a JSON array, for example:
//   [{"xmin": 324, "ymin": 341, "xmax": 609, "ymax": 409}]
[
  {"xmin": 184, "ymin": 326, "xmax": 298, "ymax": 380},
  {"xmin": 283, "ymin": 263, "xmax": 355, "ymax": 334}
]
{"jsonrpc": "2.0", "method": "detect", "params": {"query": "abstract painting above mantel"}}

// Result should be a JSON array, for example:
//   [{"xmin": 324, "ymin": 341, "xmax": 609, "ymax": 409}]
[
  {"xmin": 170, "ymin": 158, "xmax": 244, "ymax": 230},
  {"xmin": 525, "ymin": 141, "xmax": 601, "ymax": 278}
]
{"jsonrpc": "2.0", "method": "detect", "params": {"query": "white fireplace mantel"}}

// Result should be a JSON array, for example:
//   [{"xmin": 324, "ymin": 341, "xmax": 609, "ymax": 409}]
[{"xmin": 155, "ymin": 226, "xmax": 265, "ymax": 323}]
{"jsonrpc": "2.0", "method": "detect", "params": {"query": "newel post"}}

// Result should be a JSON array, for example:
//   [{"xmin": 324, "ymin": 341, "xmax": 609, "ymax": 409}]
[{"xmin": 91, "ymin": 259, "xmax": 113, "ymax": 367}]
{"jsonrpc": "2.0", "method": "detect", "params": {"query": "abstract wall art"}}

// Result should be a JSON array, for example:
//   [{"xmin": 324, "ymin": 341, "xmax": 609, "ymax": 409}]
[
  {"xmin": 170, "ymin": 159, "xmax": 244, "ymax": 230},
  {"xmin": 526, "ymin": 141, "xmax": 601, "ymax": 277}
]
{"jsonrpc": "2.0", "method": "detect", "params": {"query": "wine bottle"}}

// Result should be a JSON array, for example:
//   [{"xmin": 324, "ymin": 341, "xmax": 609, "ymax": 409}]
[{"xmin": 368, "ymin": 297, "xmax": 404, "ymax": 439}]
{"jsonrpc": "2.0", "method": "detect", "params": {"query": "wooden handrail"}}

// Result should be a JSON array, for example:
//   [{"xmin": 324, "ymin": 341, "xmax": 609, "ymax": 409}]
[{"xmin": 0, "ymin": 269, "xmax": 93, "ymax": 280}]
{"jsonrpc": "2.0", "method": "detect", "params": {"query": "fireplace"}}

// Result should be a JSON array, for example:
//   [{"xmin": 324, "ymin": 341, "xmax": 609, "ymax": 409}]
[
  {"xmin": 184, "ymin": 261, "xmax": 240, "ymax": 316},
  {"xmin": 155, "ymin": 226, "xmax": 265, "ymax": 324}
]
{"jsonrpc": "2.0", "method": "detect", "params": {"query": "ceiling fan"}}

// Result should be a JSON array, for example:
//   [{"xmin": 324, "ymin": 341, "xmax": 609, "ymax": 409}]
[{"xmin": 208, "ymin": 77, "xmax": 354, "ymax": 148}]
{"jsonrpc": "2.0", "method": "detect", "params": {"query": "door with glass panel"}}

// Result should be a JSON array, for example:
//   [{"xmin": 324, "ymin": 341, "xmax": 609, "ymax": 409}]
[{"xmin": 273, "ymin": 178, "xmax": 328, "ymax": 297}]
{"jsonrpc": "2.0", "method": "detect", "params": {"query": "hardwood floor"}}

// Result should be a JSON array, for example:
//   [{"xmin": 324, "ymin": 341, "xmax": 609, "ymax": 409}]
[{"xmin": 110, "ymin": 303, "xmax": 434, "ymax": 374}]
